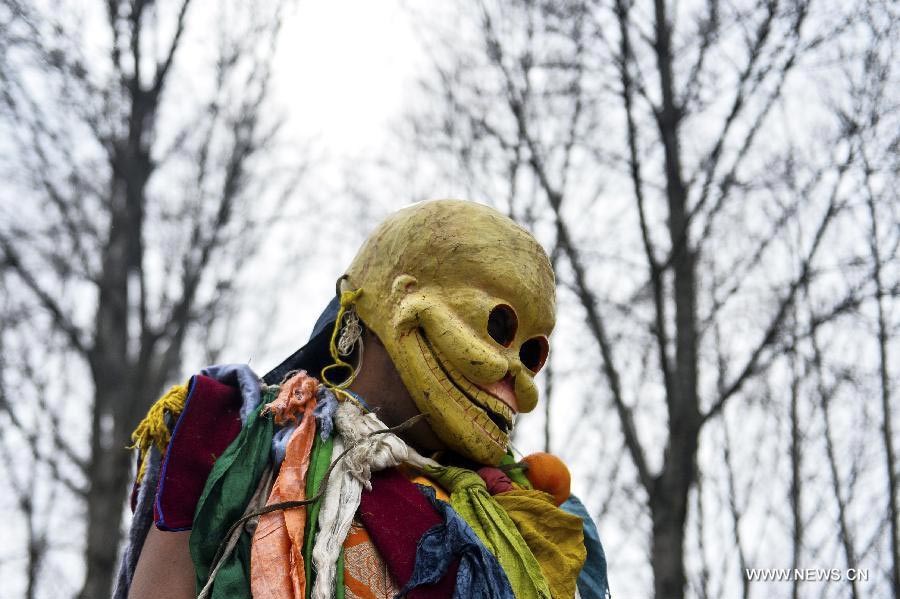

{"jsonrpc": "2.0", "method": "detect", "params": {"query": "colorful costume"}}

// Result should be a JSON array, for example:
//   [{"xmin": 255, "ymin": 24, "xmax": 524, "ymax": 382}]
[{"xmin": 115, "ymin": 201, "xmax": 609, "ymax": 598}]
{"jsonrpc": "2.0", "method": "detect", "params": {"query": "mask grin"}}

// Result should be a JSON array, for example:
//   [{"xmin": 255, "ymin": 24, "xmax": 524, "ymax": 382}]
[{"xmin": 415, "ymin": 329, "xmax": 514, "ymax": 448}]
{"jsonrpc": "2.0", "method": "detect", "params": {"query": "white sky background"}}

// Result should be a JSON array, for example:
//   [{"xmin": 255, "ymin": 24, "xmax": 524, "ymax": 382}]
[
  {"xmin": 4, "ymin": 1, "xmax": 892, "ymax": 597},
  {"xmin": 274, "ymin": 1, "xmax": 422, "ymax": 161}
]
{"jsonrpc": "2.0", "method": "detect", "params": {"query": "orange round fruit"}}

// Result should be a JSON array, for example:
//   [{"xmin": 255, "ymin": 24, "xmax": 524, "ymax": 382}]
[{"xmin": 522, "ymin": 452, "xmax": 571, "ymax": 506}]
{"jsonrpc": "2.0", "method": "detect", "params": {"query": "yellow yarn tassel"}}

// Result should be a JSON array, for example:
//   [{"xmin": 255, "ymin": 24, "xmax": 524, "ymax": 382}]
[
  {"xmin": 130, "ymin": 383, "xmax": 189, "ymax": 483},
  {"xmin": 320, "ymin": 288, "xmax": 364, "ymax": 390}
]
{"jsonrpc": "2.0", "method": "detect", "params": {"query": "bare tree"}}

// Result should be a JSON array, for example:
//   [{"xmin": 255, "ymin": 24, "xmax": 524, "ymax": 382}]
[
  {"xmin": 0, "ymin": 0, "xmax": 301, "ymax": 596},
  {"xmin": 404, "ymin": 0, "xmax": 898, "ymax": 597},
  {"xmin": 854, "ymin": 10, "xmax": 900, "ymax": 594}
]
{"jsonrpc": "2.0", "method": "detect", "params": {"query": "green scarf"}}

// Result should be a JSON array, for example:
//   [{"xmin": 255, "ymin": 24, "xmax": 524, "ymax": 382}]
[
  {"xmin": 190, "ymin": 391, "xmax": 275, "ymax": 597},
  {"xmin": 302, "ymin": 433, "xmax": 344, "ymax": 599},
  {"xmin": 425, "ymin": 465, "xmax": 552, "ymax": 599}
]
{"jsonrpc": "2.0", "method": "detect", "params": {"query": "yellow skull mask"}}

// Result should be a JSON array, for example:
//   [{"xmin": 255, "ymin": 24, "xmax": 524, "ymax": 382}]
[{"xmin": 344, "ymin": 200, "xmax": 556, "ymax": 465}]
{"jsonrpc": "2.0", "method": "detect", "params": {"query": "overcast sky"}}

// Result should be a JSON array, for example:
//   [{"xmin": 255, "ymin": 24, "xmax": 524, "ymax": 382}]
[{"xmin": 274, "ymin": 0, "xmax": 423, "ymax": 160}]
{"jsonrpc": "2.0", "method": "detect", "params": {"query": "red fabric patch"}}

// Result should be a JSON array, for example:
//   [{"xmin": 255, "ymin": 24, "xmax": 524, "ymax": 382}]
[
  {"xmin": 477, "ymin": 466, "xmax": 514, "ymax": 495},
  {"xmin": 359, "ymin": 469, "xmax": 457, "ymax": 599},
  {"xmin": 154, "ymin": 375, "xmax": 243, "ymax": 530}
]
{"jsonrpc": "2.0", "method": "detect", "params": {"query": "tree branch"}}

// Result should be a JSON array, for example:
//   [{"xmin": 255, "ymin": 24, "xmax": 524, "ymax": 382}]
[
  {"xmin": 151, "ymin": 0, "xmax": 193, "ymax": 101},
  {"xmin": 615, "ymin": 0, "xmax": 674, "ymax": 400},
  {"xmin": 703, "ymin": 147, "xmax": 852, "ymax": 423},
  {"xmin": 0, "ymin": 236, "xmax": 90, "ymax": 356}
]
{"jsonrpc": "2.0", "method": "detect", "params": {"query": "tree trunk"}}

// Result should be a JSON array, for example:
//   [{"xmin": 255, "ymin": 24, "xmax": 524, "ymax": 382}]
[
  {"xmin": 650, "ymin": 0, "xmax": 701, "ymax": 593},
  {"xmin": 80, "ymin": 184, "xmax": 132, "ymax": 597},
  {"xmin": 80, "ymin": 97, "xmax": 153, "ymax": 594},
  {"xmin": 80, "ymin": 400, "xmax": 133, "ymax": 599},
  {"xmin": 651, "ymin": 465, "xmax": 694, "ymax": 599}
]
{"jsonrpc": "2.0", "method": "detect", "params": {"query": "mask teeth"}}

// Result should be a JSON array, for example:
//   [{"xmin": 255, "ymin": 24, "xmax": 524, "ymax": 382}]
[
  {"xmin": 464, "ymin": 380, "xmax": 514, "ymax": 424},
  {"xmin": 430, "ymin": 344, "xmax": 514, "ymax": 425},
  {"xmin": 416, "ymin": 332, "xmax": 510, "ymax": 446},
  {"xmin": 446, "ymin": 362, "xmax": 511, "ymax": 427}
]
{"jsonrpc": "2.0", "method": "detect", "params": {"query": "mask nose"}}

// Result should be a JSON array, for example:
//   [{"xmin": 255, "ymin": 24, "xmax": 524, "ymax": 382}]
[{"xmin": 476, "ymin": 372, "xmax": 518, "ymax": 413}]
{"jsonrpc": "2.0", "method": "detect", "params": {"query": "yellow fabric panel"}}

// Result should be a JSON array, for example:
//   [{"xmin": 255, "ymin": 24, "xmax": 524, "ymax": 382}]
[{"xmin": 495, "ymin": 490, "xmax": 587, "ymax": 599}]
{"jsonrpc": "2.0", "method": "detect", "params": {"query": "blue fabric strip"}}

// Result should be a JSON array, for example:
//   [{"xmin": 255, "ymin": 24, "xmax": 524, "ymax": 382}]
[
  {"xmin": 313, "ymin": 386, "xmax": 339, "ymax": 440},
  {"xmin": 271, "ymin": 423, "xmax": 296, "ymax": 467},
  {"xmin": 343, "ymin": 389, "xmax": 372, "ymax": 412},
  {"xmin": 402, "ymin": 485, "xmax": 515, "ymax": 599},
  {"xmin": 560, "ymin": 494, "xmax": 610, "ymax": 599}
]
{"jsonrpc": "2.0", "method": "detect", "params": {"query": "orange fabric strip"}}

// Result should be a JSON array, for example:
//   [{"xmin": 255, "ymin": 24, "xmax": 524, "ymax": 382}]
[
  {"xmin": 251, "ymin": 374, "xmax": 319, "ymax": 599},
  {"xmin": 343, "ymin": 520, "xmax": 399, "ymax": 599}
]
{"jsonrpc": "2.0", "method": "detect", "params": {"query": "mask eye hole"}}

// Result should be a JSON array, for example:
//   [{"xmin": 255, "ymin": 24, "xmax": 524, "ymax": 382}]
[
  {"xmin": 520, "ymin": 337, "xmax": 549, "ymax": 373},
  {"xmin": 487, "ymin": 304, "xmax": 518, "ymax": 347}
]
